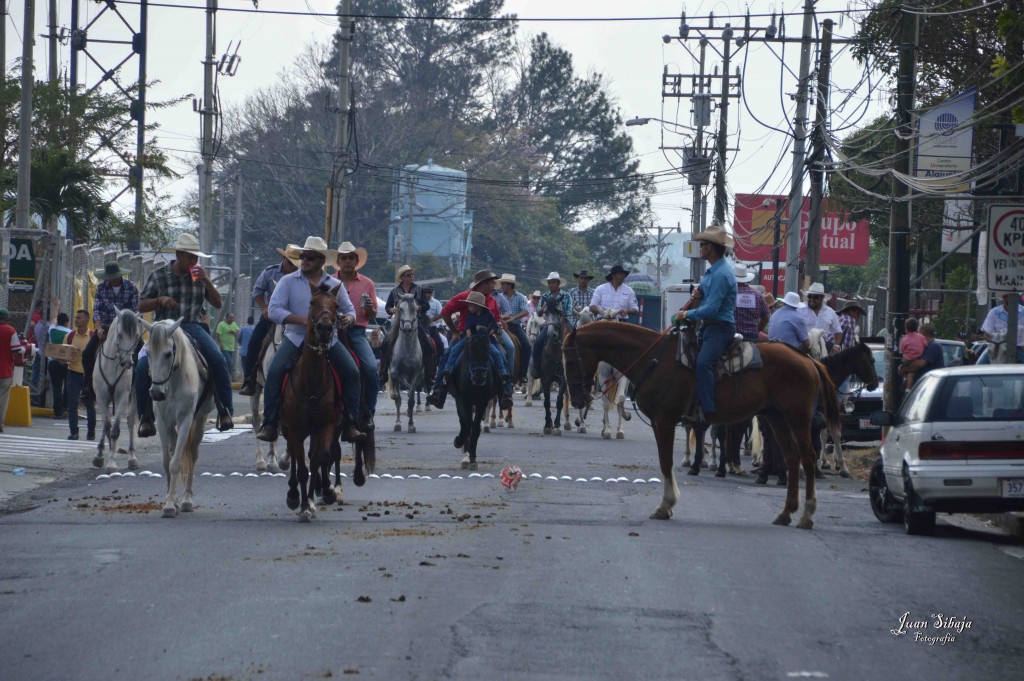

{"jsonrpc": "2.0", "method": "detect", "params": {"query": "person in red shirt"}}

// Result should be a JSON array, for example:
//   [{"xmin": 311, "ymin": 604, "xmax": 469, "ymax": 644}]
[
  {"xmin": 426, "ymin": 270, "xmax": 513, "ymax": 410},
  {"xmin": 335, "ymin": 241, "xmax": 379, "ymax": 429},
  {"xmin": 0, "ymin": 308, "xmax": 27, "ymax": 432}
]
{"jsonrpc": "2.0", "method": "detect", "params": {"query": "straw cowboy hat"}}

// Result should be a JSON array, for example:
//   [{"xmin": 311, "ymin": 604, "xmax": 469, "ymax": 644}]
[
  {"xmin": 466, "ymin": 291, "xmax": 487, "ymax": 308},
  {"xmin": 173, "ymin": 233, "xmax": 211, "ymax": 258},
  {"xmin": 573, "ymin": 269, "xmax": 595, "ymax": 280},
  {"xmin": 803, "ymin": 282, "xmax": 827, "ymax": 297},
  {"xmin": 605, "ymin": 265, "xmax": 630, "ymax": 281},
  {"xmin": 780, "ymin": 291, "xmax": 806, "ymax": 309},
  {"xmin": 693, "ymin": 224, "xmax": 734, "ymax": 248},
  {"xmin": 542, "ymin": 271, "xmax": 567, "ymax": 286},
  {"xmin": 395, "ymin": 264, "xmax": 415, "ymax": 282},
  {"xmin": 336, "ymin": 241, "xmax": 368, "ymax": 270},
  {"xmin": 733, "ymin": 262, "xmax": 755, "ymax": 283},
  {"xmin": 94, "ymin": 261, "xmax": 129, "ymax": 281},
  {"xmin": 296, "ymin": 236, "xmax": 337, "ymax": 261},
  {"xmin": 763, "ymin": 292, "xmax": 779, "ymax": 308},
  {"xmin": 471, "ymin": 269, "xmax": 500, "ymax": 289},
  {"xmin": 499, "ymin": 273, "xmax": 518, "ymax": 285},
  {"xmin": 275, "ymin": 244, "xmax": 302, "ymax": 267}
]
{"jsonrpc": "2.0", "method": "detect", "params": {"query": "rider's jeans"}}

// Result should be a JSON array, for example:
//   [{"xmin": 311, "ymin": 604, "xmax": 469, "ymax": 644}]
[
  {"xmin": 242, "ymin": 315, "xmax": 273, "ymax": 377},
  {"xmin": 433, "ymin": 336, "xmax": 511, "ymax": 391},
  {"xmin": 346, "ymin": 326, "xmax": 378, "ymax": 413},
  {"xmin": 696, "ymin": 322, "xmax": 736, "ymax": 415},
  {"xmin": 135, "ymin": 322, "xmax": 233, "ymax": 418},
  {"xmin": 499, "ymin": 330, "xmax": 514, "ymax": 377},
  {"xmin": 262, "ymin": 338, "xmax": 362, "ymax": 426}
]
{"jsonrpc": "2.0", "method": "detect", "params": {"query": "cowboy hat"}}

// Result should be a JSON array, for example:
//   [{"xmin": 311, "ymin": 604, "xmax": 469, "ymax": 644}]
[
  {"xmin": 803, "ymin": 282, "xmax": 827, "ymax": 297},
  {"xmin": 733, "ymin": 262, "xmax": 755, "ymax": 284},
  {"xmin": 542, "ymin": 271, "xmax": 567, "ymax": 286},
  {"xmin": 693, "ymin": 224, "xmax": 734, "ymax": 248},
  {"xmin": 499, "ymin": 273, "xmax": 517, "ymax": 285},
  {"xmin": 780, "ymin": 291, "xmax": 806, "ymax": 309},
  {"xmin": 336, "ymin": 241, "xmax": 368, "ymax": 271},
  {"xmin": 530, "ymin": 290, "xmax": 542, "ymax": 298},
  {"xmin": 573, "ymin": 269, "xmax": 595, "ymax": 280},
  {"xmin": 605, "ymin": 265, "xmax": 630, "ymax": 281},
  {"xmin": 763, "ymin": 293, "xmax": 779, "ymax": 308},
  {"xmin": 95, "ymin": 261, "xmax": 129, "ymax": 281},
  {"xmin": 275, "ymin": 245, "xmax": 302, "ymax": 267},
  {"xmin": 297, "ymin": 236, "xmax": 337, "ymax": 260},
  {"xmin": 839, "ymin": 301, "xmax": 866, "ymax": 316},
  {"xmin": 395, "ymin": 264, "xmax": 415, "ymax": 282},
  {"xmin": 471, "ymin": 269, "xmax": 500, "ymax": 289},
  {"xmin": 173, "ymin": 232, "xmax": 211, "ymax": 258},
  {"xmin": 466, "ymin": 291, "xmax": 487, "ymax": 308}
]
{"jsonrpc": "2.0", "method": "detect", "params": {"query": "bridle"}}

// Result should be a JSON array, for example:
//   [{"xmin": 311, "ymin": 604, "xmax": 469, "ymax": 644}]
[
  {"xmin": 97, "ymin": 318, "xmax": 141, "ymax": 399},
  {"xmin": 399, "ymin": 298, "xmax": 418, "ymax": 334},
  {"xmin": 149, "ymin": 335, "xmax": 179, "ymax": 387},
  {"xmin": 305, "ymin": 304, "xmax": 336, "ymax": 355}
]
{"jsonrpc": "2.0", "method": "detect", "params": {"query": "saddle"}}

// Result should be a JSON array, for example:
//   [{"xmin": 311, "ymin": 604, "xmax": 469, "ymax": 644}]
[
  {"xmin": 282, "ymin": 358, "xmax": 344, "ymax": 419},
  {"xmin": 676, "ymin": 330, "xmax": 763, "ymax": 378}
]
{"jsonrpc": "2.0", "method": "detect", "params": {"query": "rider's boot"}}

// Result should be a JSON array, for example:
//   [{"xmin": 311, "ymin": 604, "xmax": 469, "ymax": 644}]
[
  {"xmin": 216, "ymin": 408, "xmax": 234, "ymax": 432},
  {"xmin": 138, "ymin": 408, "xmax": 156, "ymax": 438},
  {"xmin": 238, "ymin": 366, "xmax": 258, "ymax": 396},
  {"xmin": 255, "ymin": 412, "xmax": 278, "ymax": 442},
  {"xmin": 426, "ymin": 372, "xmax": 449, "ymax": 409},
  {"xmin": 499, "ymin": 374, "xmax": 514, "ymax": 411},
  {"xmin": 342, "ymin": 412, "xmax": 367, "ymax": 443}
]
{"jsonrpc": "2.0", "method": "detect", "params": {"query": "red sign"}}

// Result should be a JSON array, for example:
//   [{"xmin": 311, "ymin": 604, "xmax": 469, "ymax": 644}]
[
  {"xmin": 759, "ymin": 269, "xmax": 785, "ymax": 291},
  {"xmin": 733, "ymin": 194, "xmax": 870, "ymax": 266}
]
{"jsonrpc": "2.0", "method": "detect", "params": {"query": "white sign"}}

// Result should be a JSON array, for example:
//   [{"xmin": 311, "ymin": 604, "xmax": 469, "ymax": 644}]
[{"xmin": 987, "ymin": 204, "xmax": 1024, "ymax": 292}]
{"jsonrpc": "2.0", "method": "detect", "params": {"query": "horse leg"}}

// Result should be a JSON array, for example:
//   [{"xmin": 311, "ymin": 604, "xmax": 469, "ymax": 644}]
[
  {"xmin": 794, "ymin": 419, "xmax": 818, "ymax": 530},
  {"xmin": 180, "ymin": 417, "xmax": 204, "ymax": 513},
  {"xmin": 251, "ymin": 390, "xmax": 269, "ymax": 472},
  {"xmin": 766, "ymin": 413, "xmax": 800, "ymax": 527},
  {"xmin": 468, "ymin": 405, "xmax": 483, "ymax": 469},
  {"xmin": 286, "ymin": 437, "xmax": 301, "ymax": 510},
  {"xmin": 484, "ymin": 398, "xmax": 494, "ymax": 433},
  {"xmin": 831, "ymin": 425, "xmax": 850, "ymax": 478},
  {"xmin": 317, "ymin": 431, "xmax": 336, "ymax": 507},
  {"xmin": 331, "ymin": 438, "xmax": 345, "ymax": 502},
  {"xmin": 650, "ymin": 418, "xmax": 680, "ymax": 520},
  {"xmin": 561, "ymin": 392, "xmax": 570, "ymax": 431},
  {"xmin": 93, "ymin": 392, "xmax": 108, "ymax": 469},
  {"xmin": 714, "ymin": 427, "xmax": 727, "ymax": 478},
  {"xmin": 296, "ymin": 440, "xmax": 312, "ymax": 522},
  {"xmin": 750, "ymin": 416, "xmax": 763, "ymax": 468},
  {"xmin": 524, "ymin": 365, "xmax": 535, "ymax": 407},
  {"xmin": 160, "ymin": 423, "xmax": 181, "ymax": 518},
  {"xmin": 542, "ymin": 380, "xmax": 553, "ymax": 434},
  {"xmin": 680, "ymin": 425, "xmax": 692, "ymax": 470},
  {"xmin": 407, "ymin": 385, "xmax": 416, "ymax": 433}
]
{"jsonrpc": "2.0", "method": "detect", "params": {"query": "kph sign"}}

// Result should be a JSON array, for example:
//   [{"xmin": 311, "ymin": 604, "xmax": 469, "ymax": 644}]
[{"xmin": 987, "ymin": 205, "xmax": 1024, "ymax": 292}]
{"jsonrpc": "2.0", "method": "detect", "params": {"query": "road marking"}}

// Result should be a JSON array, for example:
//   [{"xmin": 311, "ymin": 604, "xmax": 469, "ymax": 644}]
[
  {"xmin": 0, "ymin": 433, "xmax": 97, "ymax": 469},
  {"xmin": 200, "ymin": 425, "xmax": 251, "ymax": 444}
]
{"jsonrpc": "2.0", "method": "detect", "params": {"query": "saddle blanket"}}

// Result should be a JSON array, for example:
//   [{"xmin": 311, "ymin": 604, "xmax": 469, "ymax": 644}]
[{"xmin": 677, "ymin": 333, "xmax": 763, "ymax": 378}]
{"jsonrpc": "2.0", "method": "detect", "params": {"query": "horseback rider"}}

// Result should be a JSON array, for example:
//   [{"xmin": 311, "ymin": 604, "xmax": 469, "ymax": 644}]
[
  {"xmin": 801, "ymin": 282, "xmax": 843, "ymax": 353},
  {"xmin": 334, "ymin": 241, "xmax": 378, "ymax": 429},
  {"xmin": 767, "ymin": 292, "xmax": 812, "ymax": 353},
  {"xmin": 733, "ymin": 263, "xmax": 771, "ymax": 340},
  {"xmin": 530, "ymin": 272, "xmax": 573, "ymax": 377},
  {"xmin": 380, "ymin": 264, "xmax": 436, "ymax": 388},
  {"xmin": 671, "ymin": 225, "xmax": 737, "ymax": 422},
  {"xmin": 589, "ymin": 265, "xmax": 638, "ymax": 321},
  {"xmin": 426, "ymin": 269, "xmax": 514, "ymax": 410},
  {"xmin": 81, "ymin": 261, "xmax": 140, "ymax": 405},
  {"xmin": 255, "ymin": 236, "xmax": 366, "ymax": 444},
  {"xmin": 135, "ymin": 233, "xmax": 234, "ymax": 435},
  {"xmin": 239, "ymin": 244, "xmax": 301, "ymax": 396},
  {"xmin": 423, "ymin": 287, "xmax": 447, "ymax": 351},
  {"xmin": 567, "ymin": 269, "xmax": 596, "ymax": 327},
  {"xmin": 497, "ymin": 274, "xmax": 531, "ymax": 384}
]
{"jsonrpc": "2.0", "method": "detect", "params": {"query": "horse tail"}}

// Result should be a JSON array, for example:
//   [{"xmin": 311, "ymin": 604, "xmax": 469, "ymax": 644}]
[
  {"xmin": 812, "ymin": 360, "xmax": 842, "ymax": 434},
  {"xmin": 749, "ymin": 415, "xmax": 763, "ymax": 458}
]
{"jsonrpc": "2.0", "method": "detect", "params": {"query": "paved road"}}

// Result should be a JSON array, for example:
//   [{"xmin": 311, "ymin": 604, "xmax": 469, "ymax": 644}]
[{"xmin": 2, "ymin": 395, "xmax": 1022, "ymax": 681}]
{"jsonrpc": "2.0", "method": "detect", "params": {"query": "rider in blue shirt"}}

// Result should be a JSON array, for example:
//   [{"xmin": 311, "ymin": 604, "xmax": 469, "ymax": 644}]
[{"xmin": 671, "ymin": 226, "xmax": 737, "ymax": 421}]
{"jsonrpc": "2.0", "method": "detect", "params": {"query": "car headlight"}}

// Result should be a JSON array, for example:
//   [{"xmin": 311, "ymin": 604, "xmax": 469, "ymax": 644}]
[
  {"xmin": 844, "ymin": 399, "xmax": 855, "ymax": 414},
  {"xmin": 846, "ymin": 377, "xmax": 863, "ymax": 392}
]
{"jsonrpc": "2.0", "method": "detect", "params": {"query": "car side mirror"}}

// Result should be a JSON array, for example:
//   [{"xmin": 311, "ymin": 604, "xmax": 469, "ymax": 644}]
[{"xmin": 869, "ymin": 410, "xmax": 893, "ymax": 427}]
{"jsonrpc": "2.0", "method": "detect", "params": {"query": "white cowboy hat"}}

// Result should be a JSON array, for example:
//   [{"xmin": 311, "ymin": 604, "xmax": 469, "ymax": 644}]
[
  {"xmin": 336, "ymin": 241, "xmax": 368, "ymax": 270},
  {"xmin": 297, "ymin": 236, "xmax": 337, "ymax": 260},
  {"xmin": 693, "ymin": 224, "xmax": 735, "ymax": 248},
  {"xmin": 530, "ymin": 290, "xmax": 542, "ymax": 298},
  {"xmin": 499, "ymin": 273, "xmax": 517, "ymax": 285},
  {"xmin": 803, "ymin": 282, "xmax": 827, "ymax": 297},
  {"xmin": 395, "ymin": 264, "xmax": 415, "ymax": 282},
  {"xmin": 173, "ymin": 233, "xmax": 211, "ymax": 258},
  {"xmin": 780, "ymin": 291, "xmax": 806, "ymax": 309},
  {"xmin": 542, "ymin": 271, "xmax": 567, "ymax": 286},
  {"xmin": 733, "ymin": 262, "xmax": 755, "ymax": 283},
  {"xmin": 275, "ymin": 244, "xmax": 302, "ymax": 267}
]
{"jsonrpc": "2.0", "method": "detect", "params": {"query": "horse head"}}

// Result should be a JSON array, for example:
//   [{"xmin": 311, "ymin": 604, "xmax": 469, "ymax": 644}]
[
  {"xmin": 563, "ymin": 327, "xmax": 596, "ymax": 409},
  {"xmin": 147, "ymin": 319, "xmax": 183, "ymax": 402},
  {"xmin": 397, "ymin": 293, "xmax": 418, "ymax": 334},
  {"xmin": 466, "ymin": 330, "xmax": 493, "ymax": 387},
  {"xmin": 576, "ymin": 307, "xmax": 595, "ymax": 328},
  {"xmin": 855, "ymin": 341, "xmax": 880, "ymax": 391},
  {"xmin": 308, "ymin": 284, "xmax": 339, "ymax": 349}
]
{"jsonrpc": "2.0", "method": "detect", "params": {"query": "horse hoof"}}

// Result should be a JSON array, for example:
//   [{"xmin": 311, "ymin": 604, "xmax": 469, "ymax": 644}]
[
  {"xmin": 686, "ymin": 467, "xmax": 699, "ymax": 476},
  {"xmin": 354, "ymin": 469, "xmax": 366, "ymax": 487},
  {"xmin": 161, "ymin": 507, "xmax": 178, "ymax": 518},
  {"xmin": 814, "ymin": 470, "xmax": 826, "ymax": 480},
  {"xmin": 839, "ymin": 470, "xmax": 851, "ymax": 479},
  {"xmin": 105, "ymin": 464, "xmax": 119, "ymax": 474},
  {"xmin": 394, "ymin": 424, "xmax": 402, "ymax": 432},
  {"xmin": 286, "ymin": 490, "xmax": 300, "ymax": 510},
  {"xmin": 92, "ymin": 456, "xmax": 105, "ymax": 469},
  {"xmin": 180, "ymin": 501, "xmax": 194, "ymax": 513},
  {"xmin": 277, "ymin": 457, "xmax": 290, "ymax": 470},
  {"xmin": 454, "ymin": 435, "xmax": 466, "ymax": 449},
  {"xmin": 460, "ymin": 460, "xmax": 470, "ymax": 470},
  {"xmin": 332, "ymin": 485, "xmax": 344, "ymax": 504},
  {"xmin": 497, "ymin": 421, "xmax": 504, "ymax": 428},
  {"xmin": 468, "ymin": 461, "xmax": 478, "ymax": 471},
  {"xmin": 127, "ymin": 458, "xmax": 139, "ymax": 470},
  {"xmin": 299, "ymin": 510, "xmax": 313, "ymax": 523},
  {"xmin": 408, "ymin": 425, "xmax": 416, "ymax": 434},
  {"xmin": 508, "ymin": 423, "xmax": 515, "ymax": 429},
  {"xmin": 616, "ymin": 432, "xmax": 624, "ymax": 440},
  {"xmin": 563, "ymin": 423, "xmax": 571, "ymax": 431},
  {"xmin": 553, "ymin": 429, "xmax": 562, "ymax": 437},
  {"xmin": 256, "ymin": 460, "xmax": 268, "ymax": 472},
  {"xmin": 623, "ymin": 413, "xmax": 632, "ymax": 421},
  {"xmin": 796, "ymin": 518, "xmax": 814, "ymax": 530},
  {"xmin": 714, "ymin": 470, "xmax": 726, "ymax": 478},
  {"xmin": 772, "ymin": 514, "xmax": 792, "ymax": 526},
  {"xmin": 578, "ymin": 427, "xmax": 586, "ymax": 434},
  {"xmin": 543, "ymin": 427, "xmax": 552, "ymax": 435},
  {"xmin": 602, "ymin": 432, "xmax": 610, "ymax": 439},
  {"xmin": 649, "ymin": 508, "xmax": 672, "ymax": 520},
  {"xmin": 483, "ymin": 425, "xmax": 490, "ymax": 433},
  {"xmin": 322, "ymin": 487, "xmax": 337, "ymax": 505}
]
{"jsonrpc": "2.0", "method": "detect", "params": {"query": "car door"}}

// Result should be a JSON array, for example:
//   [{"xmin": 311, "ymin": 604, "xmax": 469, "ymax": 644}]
[{"xmin": 884, "ymin": 375, "xmax": 941, "ymax": 485}]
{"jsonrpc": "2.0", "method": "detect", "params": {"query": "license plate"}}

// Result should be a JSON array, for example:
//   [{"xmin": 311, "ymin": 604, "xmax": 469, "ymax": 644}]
[
  {"xmin": 859, "ymin": 419, "xmax": 880, "ymax": 430},
  {"xmin": 1002, "ymin": 479, "xmax": 1024, "ymax": 498}
]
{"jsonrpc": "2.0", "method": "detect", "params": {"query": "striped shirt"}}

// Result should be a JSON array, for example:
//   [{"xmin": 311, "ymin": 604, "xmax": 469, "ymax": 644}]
[
  {"xmin": 568, "ymin": 287, "xmax": 594, "ymax": 326},
  {"xmin": 838, "ymin": 312, "xmax": 858, "ymax": 350},
  {"xmin": 139, "ymin": 261, "xmax": 213, "ymax": 324},
  {"xmin": 734, "ymin": 283, "xmax": 769, "ymax": 337},
  {"xmin": 497, "ymin": 290, "xmax": 529, "ymax": 327}
]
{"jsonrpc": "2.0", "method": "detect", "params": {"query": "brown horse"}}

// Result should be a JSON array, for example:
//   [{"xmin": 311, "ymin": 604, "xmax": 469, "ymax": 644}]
[
  {"xmin": 564, "ymin": 321, "xmax": 842, "ymax": 529},
  {"xmin": 280, "ymin": 283, "xmax": 344, "ymax": 522}
]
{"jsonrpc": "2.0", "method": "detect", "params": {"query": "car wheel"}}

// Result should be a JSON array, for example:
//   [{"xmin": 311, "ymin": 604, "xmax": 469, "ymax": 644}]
[
  {"xmin": 869, "ymin": 458, "xmax": 902, "ymax": 524},
  {"xmin": 902, "ymin": 471, "xmax": 936, "ymax": 536}
]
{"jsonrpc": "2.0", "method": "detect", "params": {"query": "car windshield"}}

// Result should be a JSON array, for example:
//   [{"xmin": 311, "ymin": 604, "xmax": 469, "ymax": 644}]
[
  {"xmin": 872, "ymin": 349, "xmax": 885, "ymax": 378},
  {"xmin": 933, "ymin": 374, "xmax": 1024, "ymax": 421}
]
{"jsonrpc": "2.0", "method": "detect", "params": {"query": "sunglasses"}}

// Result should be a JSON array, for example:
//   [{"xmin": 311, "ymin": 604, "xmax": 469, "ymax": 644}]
[{"xmin": 299, "ymin": 253, "xmax": 323, "ymax": 262}]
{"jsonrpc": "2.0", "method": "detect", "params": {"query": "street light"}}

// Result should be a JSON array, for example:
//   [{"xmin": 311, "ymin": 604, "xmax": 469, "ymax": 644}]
[{"xmin": 625, "ymin": 116, "xmax": 696, "ymax": 133}]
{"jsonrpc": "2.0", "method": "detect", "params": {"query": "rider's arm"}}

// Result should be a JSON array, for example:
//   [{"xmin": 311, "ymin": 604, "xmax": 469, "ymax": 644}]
[
  {"xmin": 202, "ymin": 275, "xmax": 222, "ymax": 309},
  {"xmin": 267, "ymin": 277, "xmax": 302, "ymax": 326},
  {"xmin": 687, "ymin": 271, "xmax": 726, "ymax": 322},
  {"xmin": 623, "ymin": 290, "xmax": 639, "ymax": 315},
  {"xmin": 333, "ymin": 281, "xmax": 357, "ymax": 327},
  {"xmin": 588, "ymin": 287, "xmax": 605, "ymax": 314}
]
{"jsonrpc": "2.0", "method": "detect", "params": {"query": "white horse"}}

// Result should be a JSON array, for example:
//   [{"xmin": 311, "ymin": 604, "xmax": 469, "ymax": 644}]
[
  {"xmin": 142, "ymin": 319, "xmax": 216, "ymax": 518},
  {"xmin": 251, "ymin": 324, "xmax": 284, "ymax": 472},
  {"xmin": 523, "ymin": 312, "xmax": 543, "ymax": 407},
  {"xmin": 92, "ymin": 308, "xmax": 144, "ymax": 472},
  {"xmin": 596, "ymin": 362, "xmax": 631, "ymax": 439},
  {"xmin": 386, "ymin": 294, "xmax": 424, "ymax": 433}
]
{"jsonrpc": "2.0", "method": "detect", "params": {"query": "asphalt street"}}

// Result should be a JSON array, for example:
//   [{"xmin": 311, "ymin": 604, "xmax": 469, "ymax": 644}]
[{"xmin": 1, "ymin": 394, "xmax": 1022, "ymax": 681}]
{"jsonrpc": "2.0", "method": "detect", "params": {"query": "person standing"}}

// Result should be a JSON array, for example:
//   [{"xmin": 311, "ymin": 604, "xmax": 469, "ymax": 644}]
[
  {"xmin": 215, "ymin": 313, "xmax": 241, "ymax": 375},
  {"xmin": 239, "ymin": 245, "xmax": 301, "ymax": 396},
  {"xmin": 899, "ymin": 323, "xmax": 945, "ymax": 381},
  {"xmin": 733, "ymin": 263, "xmax": 770, "ymax": 340},
  {"xmin": 0, "ymin": 308, "xmax": 26, "ymax": 432},
  {"xmin": 64, "ymin": 310, "xmax": 97, "ymax": 441},
  {"xmin": 567, "ymin": 269, "xmax": 596, "ymax": 328},
  {"xmin": 589, "ymin": 265, "xmax": 639, "ymax": 321},
  {"xmin": 671, "ymin": 226, "xmax": 737, "ymax": 422},
  {"xmin": 335, "ymin": 241, "xmax": 379, "ymax": 428},
  {"xmin": 497, "ymin": 274, "xmax": 531, "ymax": 383},
  {"xmin": 238, "ymin": 316, "xmax": 255, "ymax": 377},
  {"xmin": 423, "ymin": 287, "xmax": 447, "ymax": 351},
  {"xmin": 82, "ymin": 261, "xmax": 140, "ymax": 404},
  {"xmin": 46, "ymin": 309, "xmax": 73, "ymax": 419},
  {"xmin": 977, "ymin": 292, "xmax": 1024, "ymax": 364}
]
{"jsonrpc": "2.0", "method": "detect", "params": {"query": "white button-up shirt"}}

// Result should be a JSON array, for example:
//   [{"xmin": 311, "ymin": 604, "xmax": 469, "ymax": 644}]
[
  {"xmin": 268, "ymin": 269, "xmax": 355, "ymax": 348},
  {"xmin": 982, "ymin": 304, "xmax": 1024, "ymax": 346},
  {"xmin": 590, "ymin": 282, "xmax": 638, "ymax": 320},
  {"xmin": 801, "ymin": 304, "xmax": 842, "ymax": 336}
]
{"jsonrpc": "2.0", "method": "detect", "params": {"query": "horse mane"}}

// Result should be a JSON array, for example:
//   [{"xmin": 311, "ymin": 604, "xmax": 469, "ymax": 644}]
[{"xmin": 117, "ymin": 309, "xmax": 138, "ymax": 338}]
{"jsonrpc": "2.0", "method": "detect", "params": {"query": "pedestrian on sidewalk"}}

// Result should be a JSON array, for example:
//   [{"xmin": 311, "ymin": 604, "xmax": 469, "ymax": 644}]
[
  {"xmin": 46, "ymin": 308, "xmax": 72, "ymax": 419},
  {"xmin": 216, "ymin": 312, "xmax": 241, "ymax": 377},
  {"xmin": 64, "ymin": 310, "xmax": 97, "ymax": 441},
  {"xmin": 0, "ymin": 308, "xmax": 26, "ymax": 433}
]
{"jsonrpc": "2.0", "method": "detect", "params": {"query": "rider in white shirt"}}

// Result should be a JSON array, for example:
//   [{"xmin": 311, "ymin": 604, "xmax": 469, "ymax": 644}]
[
  {"xmin": 589, "ymin": 265, "xmax": 639, "ymax": 321},
  {"xmin": 799, "ymin": 282, "xmax": 842, "ymax": 352}
]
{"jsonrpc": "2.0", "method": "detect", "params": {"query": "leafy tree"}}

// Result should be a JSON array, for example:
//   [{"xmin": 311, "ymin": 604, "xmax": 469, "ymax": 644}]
[{"xmin": 931, "ymin": 264, "xmax": 976, "ymax": 338}]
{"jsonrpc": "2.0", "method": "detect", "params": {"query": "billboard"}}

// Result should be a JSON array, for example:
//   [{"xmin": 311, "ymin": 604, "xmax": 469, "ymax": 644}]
[{"xmin": 732, "ymin": 194, "xmax": 870, "ymax": 266}]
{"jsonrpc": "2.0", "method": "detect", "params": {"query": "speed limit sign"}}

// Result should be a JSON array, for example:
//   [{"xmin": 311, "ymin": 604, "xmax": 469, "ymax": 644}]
[{"xmin": 987, "ymin": 204, "xmax": 1024, "ymax": 292}]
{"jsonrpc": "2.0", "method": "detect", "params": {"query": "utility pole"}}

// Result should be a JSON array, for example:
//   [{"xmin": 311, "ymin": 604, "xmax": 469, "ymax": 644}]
[
  {"xmin": 15, "ymin": 0, "xmax": 35, "ymax": 234},
  {"xmin": 783, "ymin": 0, "xmax": 817, "ymax": 296},
  {"xmin": 885, "ymin": 3, "xmax": 918, "ymax": 412},
  {"xmin": 713, "ymin": 35, "xmax": 733, "ymax": 236},
  {"xmin": 326, "ymin": 0, "xmax": 353, "ymax": 245},
  {"xmin": 132, "ymin": 0, "xmax": 149, "ymax": 249},
  {"xmin": 198, "ymin": 0, "xmax": 217, "ymax": 254},
  {"xmin": 806, "ymin": 17, "xmax": 833, "ymax": 286},
  {"xmin": 47, "ymin": 0, "xmax": 57, "ymax": 81},
  {"xmin": 649, "ymin": 222, "xmax": 681, "ymax": 291},
  {"xmin": 234, "ymin": 171, "xmax": 242, "ymax": 292},
  {"xmin": 690, "ymin": 38, "xmax": 710, "ymax": 282}
]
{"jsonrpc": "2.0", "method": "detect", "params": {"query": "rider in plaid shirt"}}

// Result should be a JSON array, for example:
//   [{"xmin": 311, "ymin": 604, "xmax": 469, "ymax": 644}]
[{"xmin": 567, "ymin": 269, "xmax": 596, "ymax": 327}]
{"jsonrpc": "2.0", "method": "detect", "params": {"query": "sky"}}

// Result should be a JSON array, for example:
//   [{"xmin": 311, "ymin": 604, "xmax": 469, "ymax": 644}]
[{"xmin": 4, "ymin": 0, "xmax": 887, "ymax": 245}]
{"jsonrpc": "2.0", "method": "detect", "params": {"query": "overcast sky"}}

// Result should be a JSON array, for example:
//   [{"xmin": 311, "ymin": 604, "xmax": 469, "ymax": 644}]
[{"xmin": 5, "ymin": 0, "xmax": 886, "ymax": 236}]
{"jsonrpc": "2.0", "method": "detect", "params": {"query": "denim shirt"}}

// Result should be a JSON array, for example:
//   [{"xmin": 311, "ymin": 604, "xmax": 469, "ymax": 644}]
[
  {"xmin": 268, "ymin": 270, "xmax": 354, "ymax": 348},
  {"xmin": 688, "ymin": 259, "xmax": 736, "ymax": 324}
]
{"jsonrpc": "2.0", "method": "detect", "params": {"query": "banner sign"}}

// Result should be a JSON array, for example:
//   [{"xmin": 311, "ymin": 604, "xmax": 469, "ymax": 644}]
[
  {"xmin": 732, "ymin": 194, "xmax": 870, "ymax": 266},
  {"xmin": 7, "ymin": 237, "xmax": 36, "ymax": 292}
]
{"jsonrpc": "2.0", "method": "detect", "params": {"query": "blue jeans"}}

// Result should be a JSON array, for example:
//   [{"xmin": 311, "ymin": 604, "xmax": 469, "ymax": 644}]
[
  {"xmin": 262, "ymin": 338, "xmax": 362, "ymax": 427},
  {"xmin": 135, "ymin": 322, "xmax": 233, "ymax": 418},
  {"xmin": 66, "ymin": 370, "xmax": 96, "ymax": 437},
  {"xmin": 346, "ymin": 326, "xmax": 378, "ymax": 414},
  {"xmin": 498, "ymin": 330, "xmax": 514, "ymax": 377},
  {"xmin": 433, "ymin": 336, "xmax": 511, "ymax": 393},
  {"xmin": 221, "ymin": 350, "xmax": 234, "ymax": 374},
  {"xmin": 242, "ymin": 315, "xmax": 272, "ymax": 377},
  {"xmin": 696, "ymin": 322, "xmax": 736, "ymax": 415}
]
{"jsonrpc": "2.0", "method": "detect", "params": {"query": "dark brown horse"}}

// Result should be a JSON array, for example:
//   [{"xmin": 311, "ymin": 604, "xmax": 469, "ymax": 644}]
[
  {"xmin": 564, "ymin": 321, "xmax": 842, "ymax": 529},
  {"xmin": 280, "ymin": 284, "xmax": 343, "ymax": 522}
]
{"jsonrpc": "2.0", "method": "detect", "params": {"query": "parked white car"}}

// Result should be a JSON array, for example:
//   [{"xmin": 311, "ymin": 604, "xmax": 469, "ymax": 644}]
[{"xmin": 869, "ymin": 365, "xmax": 1024, "ymax": 535}]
